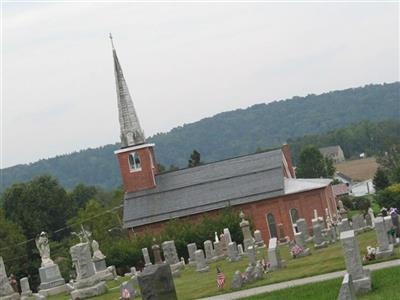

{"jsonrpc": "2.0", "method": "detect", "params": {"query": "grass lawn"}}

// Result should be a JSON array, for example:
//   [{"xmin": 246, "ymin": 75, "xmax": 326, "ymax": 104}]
[
  {"xmin": 48, "ymin": 230, "xmax": 400, "ymax": 300},
  {"xmin": 242, "ymin": 265, "xmax": 400, "ymax": 300}
]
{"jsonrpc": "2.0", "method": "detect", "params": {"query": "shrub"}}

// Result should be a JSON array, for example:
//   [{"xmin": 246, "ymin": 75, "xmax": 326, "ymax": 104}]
[
  {"xmin": 376, "ymin": 183, "xmax": 400, "ymax": 210},
  {"xmin": 353, "ymin": 196, "xmax": 371, "ymax": 214},
  {"xmin": 341, "ymin": 195, "xmax": 354, "ymax": 210}
]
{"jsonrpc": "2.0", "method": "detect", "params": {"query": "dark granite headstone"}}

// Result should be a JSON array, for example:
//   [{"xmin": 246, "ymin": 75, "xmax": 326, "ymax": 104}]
[{"xmin": 137, "ymin": 264, "xmax": 177, "ymax": 300}]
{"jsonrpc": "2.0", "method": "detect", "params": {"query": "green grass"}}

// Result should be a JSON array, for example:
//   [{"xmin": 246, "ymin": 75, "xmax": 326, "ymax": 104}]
[
  {"xmin": 48, "ymin": 230, "xmax": 400, "ymax": 300},
  {"xmin": 243, "ymin": 266, "xmax": 400, "ymax": 300}
]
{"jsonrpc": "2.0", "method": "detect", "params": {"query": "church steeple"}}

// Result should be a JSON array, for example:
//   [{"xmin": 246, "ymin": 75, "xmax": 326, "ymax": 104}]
[{"xmin": 110, "ymin": 33, "xmax": 145, "ymax": 148}]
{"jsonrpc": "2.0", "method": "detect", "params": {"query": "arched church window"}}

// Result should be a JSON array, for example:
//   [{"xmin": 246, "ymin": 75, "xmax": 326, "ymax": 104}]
[
  {"xmin": 128, "ymin": 152, "xmax": 141, "ymax": 171},
  {"xmin": 290, "ymin": 208, "xmax": 299, "ymax": 233},
  {"xmin": 267, "ymin": 213, "xmax": 277, "ymax": 238}
]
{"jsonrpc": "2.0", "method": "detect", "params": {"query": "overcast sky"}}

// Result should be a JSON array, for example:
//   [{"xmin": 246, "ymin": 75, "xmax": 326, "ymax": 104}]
[{"xmin": 1, "ymin": 1, "xmax": 398, "ymax": 169}]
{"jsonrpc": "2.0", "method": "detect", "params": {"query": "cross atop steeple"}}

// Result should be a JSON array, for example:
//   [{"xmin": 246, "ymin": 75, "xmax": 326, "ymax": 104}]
[{"xmin": 110, "ymin": 34, "xmax": 146, "ymax": 148}]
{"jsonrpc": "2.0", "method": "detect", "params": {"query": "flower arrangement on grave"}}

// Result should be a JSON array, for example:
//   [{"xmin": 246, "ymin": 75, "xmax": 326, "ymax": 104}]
[
  {"xmin": 290, "ymin": 244, "xmax": 303, "ymax": 258},
  {"xmin": 387, "ymin": 226, "xmax": 396, "ymax": 239},
  {"xmin": 261, "ymin": 258, "xmax": 271, "ymax": 273},
  {"xmin": 363, "ymin": 246, "xmax": 376, "ymax": 262}
]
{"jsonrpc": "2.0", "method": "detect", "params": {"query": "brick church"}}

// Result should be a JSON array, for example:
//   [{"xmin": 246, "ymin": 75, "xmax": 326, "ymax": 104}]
[{"xmin": 110, "ymin": 37, "xmax": 338, "ymax": 242}]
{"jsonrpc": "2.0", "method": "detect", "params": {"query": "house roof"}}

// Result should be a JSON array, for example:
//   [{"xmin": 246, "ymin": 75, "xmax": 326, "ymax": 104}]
[
  {"xmin": 319, "ymin": 145, "xmax": 342, "ymax": 156},
  {"xmin": 123, "ymin": 149, "xmax": 285, "ymax": 228}
]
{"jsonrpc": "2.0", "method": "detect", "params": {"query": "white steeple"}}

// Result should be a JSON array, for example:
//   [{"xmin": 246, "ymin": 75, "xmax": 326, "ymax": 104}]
[{"xmin": 110, "ymin": 33, "xmax": 146, "ymax": 148}]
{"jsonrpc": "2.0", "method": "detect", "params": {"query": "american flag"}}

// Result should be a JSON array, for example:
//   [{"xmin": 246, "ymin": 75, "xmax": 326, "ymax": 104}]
[{"xmin": 216, "ymin": 267, "xmax": 225, "ymax": 289}]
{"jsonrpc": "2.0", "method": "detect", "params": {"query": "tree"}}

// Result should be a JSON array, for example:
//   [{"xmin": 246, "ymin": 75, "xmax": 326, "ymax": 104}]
[
  {"xmin": 375, "ymin": 183, "xmax": 400, "ymax": 210},
  {"xmin": 188, "ymin": 150, "xmax": 203, "ymax": 168},
  {"xmin": 373, "ymin": 168, "xmax": 390, "ymax": 191},
  {"xmin": 377, "ymin": 144, "xmax": 400, "ymax": 184},
  {"xmin": 0, "ymin": 209, "xmax": 28, "ymax": 276},
  {"xmin": 68, "ymin": 183, "xmax": 98, "ymax": 212},
  {"xmin": 2, "ymin": 175, "xmax": 72, "ymax": 240},
  {"xmin": 296, "ymin": 145, "xmax": 335, "ymax": 178}
]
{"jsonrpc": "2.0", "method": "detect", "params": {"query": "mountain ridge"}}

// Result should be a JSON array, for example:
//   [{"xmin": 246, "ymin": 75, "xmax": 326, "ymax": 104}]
[{"xmin": 1, "ymin": 82, "xmax": 398, "ymax": 193}]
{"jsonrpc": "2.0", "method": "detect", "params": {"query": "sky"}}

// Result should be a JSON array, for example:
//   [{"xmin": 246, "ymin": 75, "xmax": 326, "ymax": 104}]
[{"xmin": 1, "ymin": 1, "xmax": 399, "ymax": 169}]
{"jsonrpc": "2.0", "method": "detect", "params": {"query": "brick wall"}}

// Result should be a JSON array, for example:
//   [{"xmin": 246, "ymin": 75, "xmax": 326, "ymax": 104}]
[
  {"xmin": 130, "ymin": 185, "xmax": 336, "ymax": 242},
  {"xmin": 117, "ymin": 147, "xmax": 157, "ymax": 193}
]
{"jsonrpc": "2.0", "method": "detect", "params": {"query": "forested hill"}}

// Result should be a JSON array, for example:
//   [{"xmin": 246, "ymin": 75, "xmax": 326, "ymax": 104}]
[{"xmin": 1, "ymin": 82, "xmax": 399, "ymax": 193}]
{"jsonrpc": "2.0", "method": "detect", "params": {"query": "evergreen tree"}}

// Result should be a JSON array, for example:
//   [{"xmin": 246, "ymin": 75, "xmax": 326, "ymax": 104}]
[
  {"xmin": 188, "ymin": 150, "xmax": 203, "ymax": 168},
  {"xmin": 296, "ymin": 145, "xmax": 335, "ymax": 178},
  {"xmin": 373, "ymin": 168, "xmax": 390, "ymax": 191}
]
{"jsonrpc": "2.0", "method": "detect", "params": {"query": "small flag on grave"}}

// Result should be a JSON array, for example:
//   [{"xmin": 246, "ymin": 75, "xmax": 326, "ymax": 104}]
[{"xmin": 216, "ymin": 266, "xmax": 225, "ymax": 289}]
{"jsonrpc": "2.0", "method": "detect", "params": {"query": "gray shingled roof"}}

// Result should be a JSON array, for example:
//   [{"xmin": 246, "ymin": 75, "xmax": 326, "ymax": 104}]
[
  {"xmin": 319, "ymin": 145, "xmax": 341, "ymax": 156},
  {"xmin": 123, "ymin": 149, "xmax": 285, "ymax": 228}
]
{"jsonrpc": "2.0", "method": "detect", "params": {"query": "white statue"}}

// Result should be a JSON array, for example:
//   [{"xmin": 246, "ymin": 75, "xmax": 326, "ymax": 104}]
[
  {"xmin": 91, "ymin": 240, "xmax": 106, "ymax": 261},
  {"xmin": 35, "ymin": 232, "xmax": 54, "ymax": 267}
]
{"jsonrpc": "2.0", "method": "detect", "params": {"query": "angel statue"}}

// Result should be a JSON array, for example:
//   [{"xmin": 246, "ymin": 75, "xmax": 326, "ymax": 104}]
[
  {"xmin": 92, "ymin": 240, "xmax": 106, "ymax": 261},
  {"xmin": 35, "ymin": 231, "xmax": 54, "ymax": 267}
]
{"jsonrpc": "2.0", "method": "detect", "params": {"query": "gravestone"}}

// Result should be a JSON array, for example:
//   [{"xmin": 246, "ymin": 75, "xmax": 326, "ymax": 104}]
[
  {"xmin": 194, "ymin": 250, "xmax": 209, "ymax": 273},
  {"xmin": 254, "ymin": 230, "xmax": 265, "ymax": 248},
  {"xmin": 120, "ymin": 279, "xmax": 136, "ymax": 299},
  {"xmin": 374, "ymin": 217, "xmax": 394, "ymax": 258},
  {"xmin": 142, "ymin": 248, "xmax": 152, "ymax": 267},
  {"xmin": 228, "ymin": 242, "xmax": 240, "ymax": 262},
  {"xmin": 137, "ymin": 263, "xmax": 177, "ymax": 300},
  {"xmin": 220, "ymin": 234, "xmax": 228, "ymax": 256},
  {"xmin": 383, "ymin": 216, "xmax": 396, "ymax": 245},
  {"xmin": 204, "ymin": 240, "xmax": 216, "ymax": 262},
  {"xmin": 367, "ymin": 208, "xmax": 375, "ymax": 228},
  {"xmin": 326, "ymin": 226, "xmax": 337, "ymax": 244},
  {"xmin": 337, "ymin": 273, "xmax": 357, "ymax": 300},
  {"xmin": 340, "ymin": 230, "xmax": 371, "ymax": 294},
  {"xmin": 162, "ymin": 241, "xmax": 180, "ymax": 265},
  {"xmin": 247, "ymin": 245, "xmax": 257, "ymax": 266},
  {"xmin": 152, "ymin": 244, "xmax": 163, "ymax": 264},
  {"xmin": 296, "ymin": 219, "xmax": 311, "ymax": 242},
  {"xmin": 268, "ymin": 238, "xmax": 284, "ymax": 270},
  {"xmin": 313, "ymin": 223, "xmax": 328, "ymax": 249},
  {"xmin": 213, "ymin": 241, "xmax": 224, "ymax": 259},
  {"xmin": 391, "ymin": 211, "xmax": 400, "ymax": 237},
  {"xmin": 69, "ymin": 243, "xmax": 107, "ymax": 300},
  {"xmin": 231, "ymin": 271, "xmax": 243, "ymax": 289},
  {"xmin": 0, "ymin": 257, "xmax": 20, "ymax": 300},
  {"xmin": 223, "ymin": 228, "xmax": 232, "ymax": 245},
  {"xmin": 294, "ymin": 232, "xmax": 305, "ymax": 249},
  {"xmin": 240, "ymin": 211, "xmax": 254, "ymax": 251},
  {"xmin": 352, "ymin": 215, "xmax": 366, "ymax": 233},
  {"xmin": 20, "ymin": 277, "xmax": 32, "ymax": 298},
  {"xmin": 338, "ymin": 219, "xmax": 351, "ymax": 233},
  {"xmin": 92, "ymin": 240, "xmax": 114, "ymax": 281},
  {"xmin": 277, "ymin": 223, "xmax": 289, "ymax": 244},
  {"xmin": 187, "ymin": 243, "xmax": 197, "ymax": 266},
  {"xmin": 237, "ymin": 244, "xmax": 244, "ymax": 256}
]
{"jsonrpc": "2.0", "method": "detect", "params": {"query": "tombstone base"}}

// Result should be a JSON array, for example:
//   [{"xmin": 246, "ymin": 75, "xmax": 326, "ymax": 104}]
[
  {"xmin": 21, "ymin": 290, "xmax": 32, "ymax": 297},
  {"xmin": 1, "ymin": 293, "xmax": 20, "ymax": 300},
  {"xmin": 38, "ymin": 263, "xmax": 66, "ymax": 293},
  {"xmin": 269, "ymin": 259, "xmax": 286, "ymax": 271},
  {"xmin": 38, "ymin": 284, "xmax": 67, "ymax": 297},
  {"xmin": 196, "ymin": 266, "xmax": 210, "ymax": 273},
  {"xmin": 96, "ymin": 267, "xmax": 115, "ymax": 281},
  {"xmin": 295, "ymin": 248, "xmax": 311, "ymax": 258},
  {"xmin": 337, "ymin": 273, "xmax": 356, "ymax": 300},
  {"xmin": 228, "ymin": 256, "xmax": 241, "ymax": 262},
  {"xmin": 353, "ymin": 269, "xmax": 371, "ymax": 294},
  {"xmin": 70, "ymin": 281, "xmax": 107, "ymax": 300},
  {"xmin": 376, "ymin": 244, "xmax": 394, "ymax": 259},
  {"xmin": 188, "ymin": 260, "xmax": 197, "ymax": 267},
  {"xmin": 314, "ymin": 241, "xmax": 328, "ymax": 249}
]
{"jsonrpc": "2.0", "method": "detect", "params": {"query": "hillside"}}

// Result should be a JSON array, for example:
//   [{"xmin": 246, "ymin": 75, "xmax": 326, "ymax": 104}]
[
  {"xmin": 335, "ymin": 158, "xmax": 379, "ymax": 182},
  {"xmin": 1, "ymin": 82, "xmax": 399, "ymax": 193}
]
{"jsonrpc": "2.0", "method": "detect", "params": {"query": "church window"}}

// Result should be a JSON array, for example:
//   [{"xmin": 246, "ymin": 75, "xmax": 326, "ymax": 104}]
[
  {"xmin": 128, "ymin": 152, "xmax": 141, "ymax": 171},
  {"xmin": 267, "ymin": 213, "xmax": 277, "ymax": 238}
]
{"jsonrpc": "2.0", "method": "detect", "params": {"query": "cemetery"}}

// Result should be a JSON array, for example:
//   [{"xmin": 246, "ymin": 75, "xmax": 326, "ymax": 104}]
[{"xmin": 1, "ymin": 211, "xmax": 392, "ymax": 300}]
